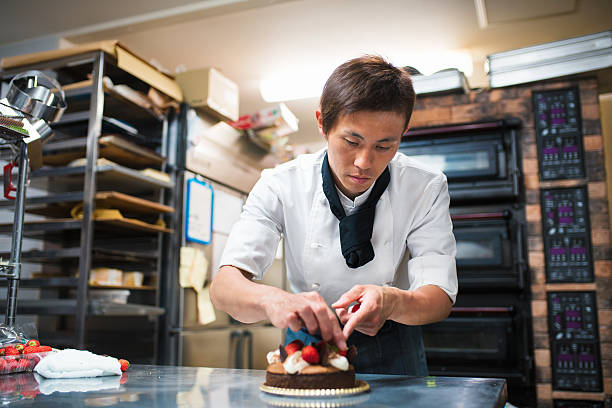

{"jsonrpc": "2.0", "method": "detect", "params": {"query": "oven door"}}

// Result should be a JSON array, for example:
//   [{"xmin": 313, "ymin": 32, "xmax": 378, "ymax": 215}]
[
  {"xmin": 400, "ymin": 120, "xmax": 520, "ymax": 202},
  {"xmin": 399, "ymin": 139, "xmax": 500, "ymax": 181},
  {"xmin": 422, "ymin": 307, "xmax": 514, "ymax": 364},
  {"xmin": 452, "ymin": 211, "xmax": 525, "ymax": 289}
]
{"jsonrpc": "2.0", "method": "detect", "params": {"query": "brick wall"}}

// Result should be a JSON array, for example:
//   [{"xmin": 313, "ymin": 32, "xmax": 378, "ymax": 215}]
[{"xmin": 412, "ymin": 77, "xmax": 611, "ymax": 407}]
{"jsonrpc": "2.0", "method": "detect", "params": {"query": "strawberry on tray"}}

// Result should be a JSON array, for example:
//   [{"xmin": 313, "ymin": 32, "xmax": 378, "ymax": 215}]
[{"xmin": 0, "ymin": 339, "xmax": 54, "ymax": 375}]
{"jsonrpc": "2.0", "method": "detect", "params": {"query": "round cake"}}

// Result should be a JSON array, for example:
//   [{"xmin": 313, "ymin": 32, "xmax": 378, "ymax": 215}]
[{"xmin": 264, "ymin": 341, "xmax": 357, "ymax": 390}]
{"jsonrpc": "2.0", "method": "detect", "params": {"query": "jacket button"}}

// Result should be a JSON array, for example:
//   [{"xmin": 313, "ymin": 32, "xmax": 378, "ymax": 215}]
[{"xmin": 311, "ymin": 283, "xmax": 320, "ymax": 290}]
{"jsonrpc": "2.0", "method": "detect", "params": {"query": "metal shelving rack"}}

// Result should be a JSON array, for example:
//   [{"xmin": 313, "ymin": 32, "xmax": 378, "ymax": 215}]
[{"xmin": 0, "ymin": 50, "xmax": 178, "ymax": 362}]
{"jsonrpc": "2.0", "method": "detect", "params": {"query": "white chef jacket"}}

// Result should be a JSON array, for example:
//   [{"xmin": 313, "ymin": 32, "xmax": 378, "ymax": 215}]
[{"xmin": 220, "ymin": 148, "xmax": 458, "ymax": 306}]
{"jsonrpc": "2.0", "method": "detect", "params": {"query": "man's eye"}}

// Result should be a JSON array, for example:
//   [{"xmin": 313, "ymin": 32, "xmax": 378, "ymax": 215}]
[
  {"xmin": 344, "ymin": 139, "xmax": 358, "ymax": 146},
  {"xmin": 376, "ymin": 145, "xmax": 391, "ymax": 151}
]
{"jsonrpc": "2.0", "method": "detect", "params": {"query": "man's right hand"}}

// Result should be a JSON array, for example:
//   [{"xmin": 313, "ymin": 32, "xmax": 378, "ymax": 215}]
[{"xmin": 262, "ymin": 290, "xmax": 347, "ymax": 350}]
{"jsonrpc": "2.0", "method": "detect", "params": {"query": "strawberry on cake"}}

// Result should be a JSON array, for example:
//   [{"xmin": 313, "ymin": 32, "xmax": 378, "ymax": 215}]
[{"xmin": 264, "ymin": 340, "xmax": 357, "ymax": 390}]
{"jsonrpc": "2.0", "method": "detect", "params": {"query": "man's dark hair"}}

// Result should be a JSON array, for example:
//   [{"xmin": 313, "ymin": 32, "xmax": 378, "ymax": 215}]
[{"xmin": 319, "ymin": 55, "xmax": 415, "ymax": 134}]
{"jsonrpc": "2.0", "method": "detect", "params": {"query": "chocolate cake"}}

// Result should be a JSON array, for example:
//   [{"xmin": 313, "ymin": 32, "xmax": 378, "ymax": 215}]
[
  {"xmin": 263, "ymin": 341, "xmax": 357, "ymax": 390},
  {"xmin": 265, "ymin": 362, "xmax": 356, "ymax": 389}
]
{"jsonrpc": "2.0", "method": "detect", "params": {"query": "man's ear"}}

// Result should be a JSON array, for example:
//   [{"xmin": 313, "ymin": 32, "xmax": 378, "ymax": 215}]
[{"xmin": 315, "ymin": 110, "xmax": 327, "ymax": 140}]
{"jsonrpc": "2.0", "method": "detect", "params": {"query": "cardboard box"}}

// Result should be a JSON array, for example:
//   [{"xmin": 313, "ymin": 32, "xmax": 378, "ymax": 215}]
[
  {"xmin": 176, "ymin": 67, "xmax": 239, "ymax": 122},
  {"xmin": 1, "ymin": 40, "xmax": 183, "ymax": 102}
]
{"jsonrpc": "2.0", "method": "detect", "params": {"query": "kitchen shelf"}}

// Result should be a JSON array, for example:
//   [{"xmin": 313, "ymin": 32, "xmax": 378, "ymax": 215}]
[
  {"xmin": 0, "ymin": 218, "xmax": 171, "ymax": 237},
  {"xmin": 43, "ymin": 135, "xmax": 165, "ymax": 168},
  {"xmin": 0, "ymin": 277, "xmax": 78, "ymax": 288},
  {"xmin": 0, "ymin": 278, "xmax": 155, "ymax": 291},
  {"xmin": 0, "ymin": 247, "xmax": 157, "ymax": 264},
  {"xmin": 0, "ymin": 48, "xmax": 177, "ymax": 363},
  {"xmin": 0, "ymin": 299, "xmax": 164, "ymax": 317},
  {"xmin": 63, "ymin": 80, "xmax": 164, "ymax": 125},
  {"xmin": 0, "ymin": 191, "xmax": 173, "ymax": 215},
  {"xmin": 31, "ymin": 163, "xmax": 173, "ymax": 193}
]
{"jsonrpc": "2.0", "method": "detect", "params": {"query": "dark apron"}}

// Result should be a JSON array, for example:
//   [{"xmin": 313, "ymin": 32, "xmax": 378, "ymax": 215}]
[{"xmin": 285, "ymin": 320, "xmax": 428, "ymax": 376}]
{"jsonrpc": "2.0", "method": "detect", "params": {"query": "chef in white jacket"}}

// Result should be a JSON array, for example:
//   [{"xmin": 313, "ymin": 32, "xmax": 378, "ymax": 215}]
[{"xmin": 211, "ymin": 55, "xmax": 457, "ymax": 375}]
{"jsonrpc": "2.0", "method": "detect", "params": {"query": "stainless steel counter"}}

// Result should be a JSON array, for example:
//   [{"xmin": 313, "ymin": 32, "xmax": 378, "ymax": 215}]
[{"xmin": 0, "ymin": 365, "xmax": 507, "ymax": 407}]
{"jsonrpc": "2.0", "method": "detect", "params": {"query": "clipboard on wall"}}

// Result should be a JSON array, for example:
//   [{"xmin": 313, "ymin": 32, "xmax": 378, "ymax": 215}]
[{"xmin": 185, "ymin": 178, "xmax": 214, "ymax": 245}]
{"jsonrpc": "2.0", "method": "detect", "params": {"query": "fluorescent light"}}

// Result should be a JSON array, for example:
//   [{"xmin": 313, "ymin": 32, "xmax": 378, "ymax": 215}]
[{"xmin": 259, "ymin": 51, "xmax": 473, "ymax": 102}]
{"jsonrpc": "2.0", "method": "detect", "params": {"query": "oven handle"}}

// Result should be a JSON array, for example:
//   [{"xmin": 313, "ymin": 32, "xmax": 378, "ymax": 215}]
[
  {"xmin": 515, "ymin": 221, "xmax": 526, "ymax": 290},
  {"xmin": 451, "ymin": 307, "xmax": 514, "ymax": 314},
  {"xmin": 451, "ymin": 211, "xmax": 510, "ymax": 221},
  {"xmin": 509, "ymin": 127, "xmax": 520, "ymax": 198}
]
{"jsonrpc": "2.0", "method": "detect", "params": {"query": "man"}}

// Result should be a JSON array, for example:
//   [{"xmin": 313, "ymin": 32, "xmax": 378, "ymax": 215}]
[{"xmin": 210, "ymin": 55, "xmax": 457, "ymax": 375}]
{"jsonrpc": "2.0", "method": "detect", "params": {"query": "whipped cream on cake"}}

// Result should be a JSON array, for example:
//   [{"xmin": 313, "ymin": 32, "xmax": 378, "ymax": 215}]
[{"xmin": 264, "ymin": 341, "xmax": 357, "ymax": 390}]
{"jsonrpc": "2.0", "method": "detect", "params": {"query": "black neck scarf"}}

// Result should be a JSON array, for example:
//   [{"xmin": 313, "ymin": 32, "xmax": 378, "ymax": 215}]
[{"xmin": 321, "ymin": 153, "xmax": 390, "ymax": 269}]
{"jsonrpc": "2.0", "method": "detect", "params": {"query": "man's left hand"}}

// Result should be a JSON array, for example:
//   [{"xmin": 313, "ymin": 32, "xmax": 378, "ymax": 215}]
[{"xmin": 332, "ymin": 284, "xmax": 397, "ymax": 338}]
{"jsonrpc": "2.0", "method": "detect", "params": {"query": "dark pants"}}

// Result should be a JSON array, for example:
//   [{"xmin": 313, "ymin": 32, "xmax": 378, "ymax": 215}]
[{"xmin": 285, "ymin": 320, "xmax": 428, "ymax": 376}]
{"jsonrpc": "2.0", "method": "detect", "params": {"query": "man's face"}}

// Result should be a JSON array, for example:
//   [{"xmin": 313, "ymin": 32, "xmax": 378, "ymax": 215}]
[{"xmin": 317, "ymin": 110, "xmax": 405, "ymax": 200}]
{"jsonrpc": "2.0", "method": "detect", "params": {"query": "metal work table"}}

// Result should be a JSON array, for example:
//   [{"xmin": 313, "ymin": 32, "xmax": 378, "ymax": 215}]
[{"xmin": 1, "ymin": 365, "xmax": 507, "ymax": 407}]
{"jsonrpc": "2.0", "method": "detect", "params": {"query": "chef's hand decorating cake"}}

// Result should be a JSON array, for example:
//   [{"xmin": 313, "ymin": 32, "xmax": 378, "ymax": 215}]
[{"xmin": 264, "ymin": 340, "xmax": 357, "ymax": 389}]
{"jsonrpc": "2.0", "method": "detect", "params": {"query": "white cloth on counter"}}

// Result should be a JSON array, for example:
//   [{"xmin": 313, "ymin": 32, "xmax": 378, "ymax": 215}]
[
  {"xmin": 34, "ymin": 373, "xmax": 121, "ymax": 394},
  {"xmin": 34, "ymin": 349, "xmax": 122, "ymax": 378},
  {"xmin": 220, "ymin": 148, "xmax": 458, "ymax": 305}
]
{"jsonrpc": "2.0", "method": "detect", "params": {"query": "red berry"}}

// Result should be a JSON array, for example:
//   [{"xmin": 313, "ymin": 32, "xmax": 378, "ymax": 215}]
[
  {"xmin": 22, "ymin": 346, "xmax": 37, "ymax": 355},
  {"xmin": 17, "ymin": 359, "xmax": 30, "ymax": 371},
  {"xmin": 4, "ymin": 347, "xmax": 19, "ymax": 356},
  {"xmin": 285, "ymin": 340, "xmax": 304, "ymax": 355},
  {"xmin": 301, "ymin": 345, "xmax": 320, "ymax": 364},
  {"xmin": 7, "ymin": 359, "xmax": 18, "ymax": 372},
  {"xmin": 37, "ymin": 346, "xmax": 52, "ymax": 353},
  {"xmin": 15, "ymin": 344, "xmax": 24, "ymax": 353},
  {"xmin": 25, "ymin": 340, "xmax": 40, "ymax": 347},
  {"xmin": 119, "ymin": 359, "xmax": 130, "ymax": 372},
  {"xmin": 338, "ymin": 349, "xmax": 347, "ymax": 357},
  {"xmin": 0, "ymin": 348, "xmax": 5, "ymax": 356}
]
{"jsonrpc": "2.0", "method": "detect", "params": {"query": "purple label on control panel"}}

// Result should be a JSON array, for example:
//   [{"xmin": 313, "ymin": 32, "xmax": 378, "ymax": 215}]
[
  {"xmin": 567, "ymin": 322, "xmax": 581, "ymax": 329},
  {"xmin": 578, "ymin": 354, "xmax": 595, "ymax": 362},
  {"xmin": 570, "ymin": 247, "xmax": 586, "ymax": 254},
  {"xmin": 559, "ymin": 217, "xmax": 573, "ymax": 224},
  {"xmin": 566, "ymin": 310, "xmax": 581, "ymax": 318},
  {"xmin": 558, "ymin": 354, "xmax": 573, "ymax": 361},
  {"xmin": 543, "ymin": 147, "xmax": 559, "ymax": 154},
  {"xmin": 550, "ymin": 247, "xmax": 566, "ymax": 255},
  {"xmin": 558, "ymin": 206, "xmax": 572, "ymax": 213},
  {"xmin": 551, "ymin": 118, "xmax": 566, "ymax": 125},
  {"xmin": 548, "ymin": 211, "xmax": 555, "ymax": 219},
  {"xmin": 563, "ymin": 145, "xmax": 578, "ymax": 153}
]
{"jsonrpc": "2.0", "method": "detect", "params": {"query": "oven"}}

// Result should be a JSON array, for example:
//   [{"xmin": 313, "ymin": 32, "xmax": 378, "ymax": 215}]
[
  {"xmin": 422, "ymin": 293, "xmax": 533, "ymax": 404},
  {"xmin": 400, "ymin": 120, "xmax": 521, "ymax": 202},
  {"xmin": 452, "ymin": 208, "xmax": 526, "ymax": 290},
  {"xmin": 408, "ymin": 119, "xmax": 534, "ymax": 407},
  {"xmin": 423, "ymin": 307, "xmax": 515, "ymax": 366}
]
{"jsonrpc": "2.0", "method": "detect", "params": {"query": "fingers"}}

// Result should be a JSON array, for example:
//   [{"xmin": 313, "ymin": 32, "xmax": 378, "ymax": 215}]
[
  {"xmin": 335, "ymin": 307, "xmax": 350, "ymax": 325},
  {"xmin": 297, "ymin": 307, "xmax": 319, "ymax": 335},
  {"xmin": 321, "ymin": 307, "xmax": 347, "ymax": 350},
  {"xmin": 342, "ymin": 311, "xmax": 362, "ymax": 339},
  {"xmin": 286, "ymin": 312, "xmax": 304, "ymax": 332},
  {"xmin": 331, "ymin": 285, "xmax": 363, "ymax": 309}
]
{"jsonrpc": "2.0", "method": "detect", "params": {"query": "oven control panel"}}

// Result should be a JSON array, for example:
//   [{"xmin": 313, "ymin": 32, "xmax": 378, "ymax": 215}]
[
  {"xmin": 533, "ymin": 88, "xmax": 585, "ymax": 180},
  {"xmin": 548, "ymin": 292, "xmax": 602, "ymax": 392},
  {"xmin": 541, "ymin": 186, "xmax": 593, "ymax": 282}
]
